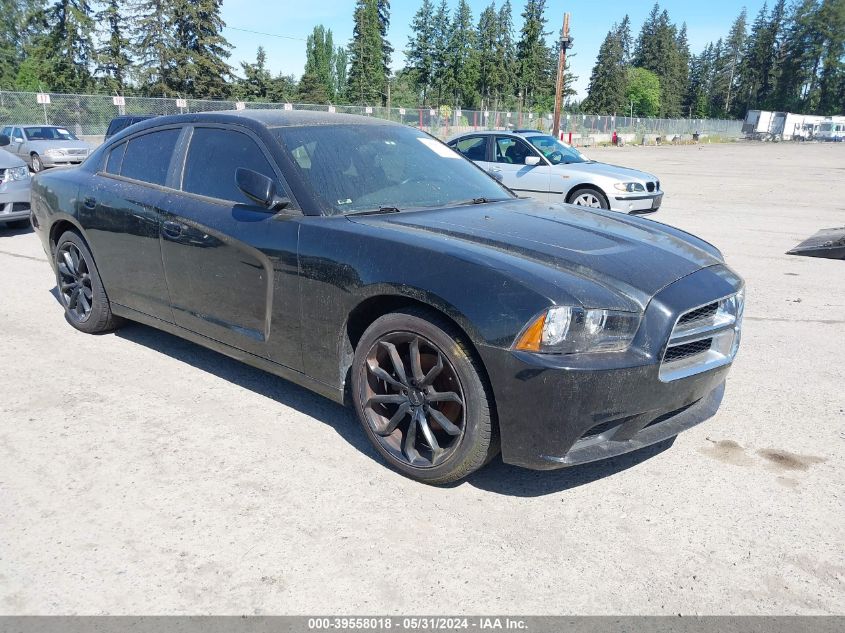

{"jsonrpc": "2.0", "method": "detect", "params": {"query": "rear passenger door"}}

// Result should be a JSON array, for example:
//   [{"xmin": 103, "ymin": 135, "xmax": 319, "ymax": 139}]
[
  {"xmin": 157, "ymin": 124, "xmax": 302, "ymax": 367},
  {"xmin": 81, "ymin": 127, "xmax": 181, "ymax": 322}
]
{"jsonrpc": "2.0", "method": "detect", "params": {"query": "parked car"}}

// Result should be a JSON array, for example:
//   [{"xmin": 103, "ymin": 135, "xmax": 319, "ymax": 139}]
[
  {"xmin": 0, "ymin": 134, "xmax": 32, "ymax": 229},
  {"xmin": 104, "ymin": 114, "xmax": 158, "ymax": 141},
  {"xmin": 0, "ymin": 124, "xmax": 92, "ymax": 172},
  {"xmin": 30, "ymin": 110, "xmax": 743, "ymax": 484},
  {"xmin": 448, "ymin": 130, "xmax": 663, "ymax": 213}
]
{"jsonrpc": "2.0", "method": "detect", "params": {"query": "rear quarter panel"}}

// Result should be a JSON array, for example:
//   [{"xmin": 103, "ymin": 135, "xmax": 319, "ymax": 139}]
[{"xmin": 30, "ymin": 168, "xmax": 88, "ymax": 262}]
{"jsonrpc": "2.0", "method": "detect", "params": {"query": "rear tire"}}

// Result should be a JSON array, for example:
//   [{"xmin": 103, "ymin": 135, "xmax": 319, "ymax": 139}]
[
  {"xmin": 351, "ymin": 308, "xmax": 497, "ymax": 484},
  {"xmin": 55, "ymin": 231, "xmax": 122, "ymax": 333},
  {"xmin": 569, "ymin": 187, "xmax": 610, "ymax": 209}
]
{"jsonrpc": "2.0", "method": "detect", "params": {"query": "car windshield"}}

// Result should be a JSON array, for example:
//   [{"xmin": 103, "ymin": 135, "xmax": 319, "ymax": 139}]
[
  {"xmin": 525, "ymin": 135, "xmax": 588, "ymax": 165},
  {"xmin": 274, "ymin": 124, "xmax": 512, "ymax": 214},
  {"xmin": 24, "ymin": 126, "xmax": 79, "ymax": 141}
]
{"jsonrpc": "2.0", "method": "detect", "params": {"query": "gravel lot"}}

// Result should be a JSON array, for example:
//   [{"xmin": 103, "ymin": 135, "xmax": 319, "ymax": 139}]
[{"xmin": 1, "ymin": 141, "xmax": 843, "ymax": 615}]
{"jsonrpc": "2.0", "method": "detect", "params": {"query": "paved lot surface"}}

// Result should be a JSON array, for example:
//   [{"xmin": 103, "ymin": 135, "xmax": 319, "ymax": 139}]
[{"xmin": 1, "ymin": 142, "xmax": 843, "ymax": 615}]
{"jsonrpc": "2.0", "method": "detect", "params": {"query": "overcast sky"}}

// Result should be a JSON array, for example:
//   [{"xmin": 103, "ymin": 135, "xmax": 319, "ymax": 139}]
[{"xmin": 220, "ymin": 0, "xmax": 767, "ymax": 100}]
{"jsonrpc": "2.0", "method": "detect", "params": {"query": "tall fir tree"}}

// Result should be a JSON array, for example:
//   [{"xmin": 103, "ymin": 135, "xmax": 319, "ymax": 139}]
[
  {"xmin": 131, "ymin": 0, "xmax": 176, "ymax": 95},
  {"xmin": 170, "ymin": 0, "xmax": 232, "ymax": 98},
  {"xmin": 347, "ymin": 0, "xmax": 386, "ymax": 105},
  {"xmin": 447, "ymin": 0, "xmax": 478, "ymax": 107},
  {"xmin": 300, "ymin": 25, "xmax": 335, "ymax": 102},
  {"xmin": 1, "ymin": 0, "xmax": 43, "ymax": 89},
  {"xmin": 34, "ymin": 0, "xmax": 96, "ymax": 92},
  {"xmin": 494, "ymin": 0, "xmax": 516, "ymax": 107},
  {"xmin": 475, "ymin": 2, "xmax": 498, "ymax": 107},
  {"xmin": 515, "ymin": 0, "xmax": 552, "ymax": 108},
  {"xmin": 377, "ymin": 0, "xmax": 392, "ymax": 82},
  {"xmin": 431, "ymin": 0, "xmax": 452, "ymax": 104},
  {"xmin": 405, "ymin": 0, "xmax": 435, "ymax": 104},
  {"xmin": 95, "ymin": 0, "xmax": 131, "ymax": 92},
  {"xmin": 584, "ymin": 23, "xmax": 627, "ymax": 115},
  {"xmin": 634, "ymin": 4, "xmax": 684, "ymax": 116},
  {"xmin": 238, "ymin": 46, "xmax": 271, "ymax": 100}
]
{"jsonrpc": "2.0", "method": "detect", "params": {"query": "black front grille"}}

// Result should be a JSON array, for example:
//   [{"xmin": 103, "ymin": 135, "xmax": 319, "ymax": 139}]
[
  {"xmin": 11, "ymin": 202, "xmax": 30, "ymax": 212},
  {"xmin": 678, "ymin": 302, "xmax": 718, "ymax": 325},
  {"xmin": 664, "ymin": 338, "xmax": 713, "ymax": 362},
  {"xmin": 646, "ymin": 181, "xmax": 655, "ymax": 192}
]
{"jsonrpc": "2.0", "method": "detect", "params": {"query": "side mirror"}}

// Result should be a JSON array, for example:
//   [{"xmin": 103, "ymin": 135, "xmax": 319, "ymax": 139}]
[
  {"xmin": 524, "ymin": 156, "xmax": 541, "ymax": 166},
  {"xmin": 0, "ymin": 134, "xmax": 8, "ymax": 147},
  {"xmin": 236, "ymin": 168, "xmax": 290, "ymax": 211},
  {"xmin": 487, "ymin": 170, "xmax": 504, "ymax": 182}
]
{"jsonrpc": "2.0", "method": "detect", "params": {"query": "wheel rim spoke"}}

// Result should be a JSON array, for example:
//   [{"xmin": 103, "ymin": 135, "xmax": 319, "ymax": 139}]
[
  {"xmin": 367, "ymin": 360, "xmax": 405, "ymax": 390},
  {"xmin": 426, "ymin": 390, "xmax": 462, "ymax": 405},
  {"xmin": 417, "ymin": 412, "xmax": 445, "ymax": 465},
  {"xmin": 420, "ymin": 352, "xmax": 443, "ymax": 387},
  {"xmin": 366, "ymin": 394, "xmax": 406, "ymax": 407},
  {"xmin": 425, "ymin": 405, "xmax": 462, "ymax": 436},
  {"xmin": 377, "ymin": 402, "xmax": 410, "ymax": 437},
  {"xmin": 409, "ymin": 337, "xmax": 425, "ymax": 383},
  {"xmin": 380, "ymin": 341, "xmax": 408, "ymax": 385},
  {"xmin": 402, "ymin": 409, "xmax": 420, "ymax": 463}
]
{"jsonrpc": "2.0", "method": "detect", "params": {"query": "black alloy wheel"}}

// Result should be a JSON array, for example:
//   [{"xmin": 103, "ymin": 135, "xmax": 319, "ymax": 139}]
[
  {"xmin": 352, "ymin": 309, "xmax": 497, "ymax": 484},
  {"xmin": 57, "ymin": 241, "xmax": 94, "ymax": 323},
  {"xmin": 54, "ymin": 231, "xmax": 122, "ymax": 334},
  {"xmin": 362, "ymin": 332, "xmax": 466, "ymax": 467}
]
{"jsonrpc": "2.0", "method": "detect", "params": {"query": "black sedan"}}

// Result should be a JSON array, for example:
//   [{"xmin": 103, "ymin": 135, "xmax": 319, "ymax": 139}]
[{"xmin": 30, "ymin": 110, "xmax": 744, "ymax": 484}]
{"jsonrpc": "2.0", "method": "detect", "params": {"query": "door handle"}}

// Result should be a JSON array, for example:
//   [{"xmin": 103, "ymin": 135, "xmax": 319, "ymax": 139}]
[
  {"xmin": 489, "ymin": 167, "xmax": 502, "ymax": 172},
  {"xmin": 83, "ymin": 196, "xmax": 97, "ymax": 209},
  {"xmin": 162, "ymin": 220, "xmax": 183, "ymax": 239}
]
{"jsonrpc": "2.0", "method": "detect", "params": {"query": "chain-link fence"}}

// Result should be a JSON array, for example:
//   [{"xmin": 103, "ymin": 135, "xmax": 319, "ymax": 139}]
[{"xmin": 0, "ymin": 90, "xmax": 743, "ymax": 144}]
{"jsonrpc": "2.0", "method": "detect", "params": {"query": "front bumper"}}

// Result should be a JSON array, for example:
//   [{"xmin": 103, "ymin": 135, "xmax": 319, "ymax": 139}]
[
  {"xmin": 612, "ymin": 191, "xmax": 663, "ymax": 214},
  {"xmin": 479, "ymin": 264, "xmax": 742, "ymax": 470},
  {"xmin": 0, "ymin": 177, "xmax": 31, "ymax": 223},
  {"xmin": 41, "ymin": 154, "xmax": 86, "ymax": 167}
]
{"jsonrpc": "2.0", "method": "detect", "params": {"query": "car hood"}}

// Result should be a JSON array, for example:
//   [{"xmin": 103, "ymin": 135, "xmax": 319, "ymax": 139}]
[
  {"xmin": 25, "ymin": 140, "xmax": 91, "ymax": 151},
  {"xmin": 349, "ymin": 198, "xmax": 722, "ymax": 309},
  {"xmin": 555, "ymin": 160, "xmax": 657, "ymax": 182},
  {"xmin": 0, "ymin": 149, "xmax": 26, "ymax": 168}
]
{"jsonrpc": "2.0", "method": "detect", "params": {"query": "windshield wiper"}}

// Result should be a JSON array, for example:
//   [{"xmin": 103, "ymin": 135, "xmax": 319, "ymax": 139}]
[
  {"xmin": 453, "ymin": 197, "xmax": 506, "ymax": 206},
  {"xmin": 347, "ymin": 206, "xmax": 401, "ymax": 216}
]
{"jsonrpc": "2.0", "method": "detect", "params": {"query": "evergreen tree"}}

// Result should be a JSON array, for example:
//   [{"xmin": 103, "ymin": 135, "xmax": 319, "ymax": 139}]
[
  {"xmin": 301, "ymin": 25, "xmax": 335, "ymax": 102},
  {"xmin": 1, "ymin": 0, "xmax": 42, "ymax": 89},
  {"xmin": 773, "ymin": 0, "xmax": 823, "ymax": 111},
  {"xmin": 431, "ymin": 0, "xmax": 451, "ymax": 104},
  {"xmin": 132, "ymin": 0, "xmax": 176, "ymax": 95},
  {"xmin": 674, "ymin": 23, "xmax": 691, "ymax": 115},
  {"xmin": 515, "ymin": 0, "xmax": 552, "ymax": 108},
  {"xmin": 405, "ymin": 0, "xmax": 435, "ymax": 104},
  {"xmin": 734, "ymin": 3, "xmax": 770, "ymax": 114},
  {"xmin": 238, "ymin": 46, "xmax": 271, "ymax": 100},
  {"xmin": 347, "ymin": 0, "xmax": 385, "ymax": 104},
  {"xmin": 170, "ymin": 0, "xmax": 232, "ymax": 98},
  {"xmin": 617, "ymin": 14, "xmax": 633, "ymax": 65},
  {"xmin": 32, "ymin": 0, "xmax": 96, "ymax": 92},
  {"xmin": 95, "ymin": 0, "xmax": 131, "ymax": 92},
  {"xmin": 758, "ymin": 0, "xmax": 787, "ymax": 108},
  {"xmin": 494, "ymin": 0, "xmax": 516, "ymax": 107},
  {"xmin": 816, "ymin": 0, "xmax": 845, "ymax": 115},
  {"xmin": 584, "ymin": 24, "xmax": 627, "ymax": 115},
  {"xmin": 267, "ymin": 72, "xmax": 298, "ymax": 103},
  {"xmin": 333, "ymin": 46, "xmax": 349, "ymax": 100},
  {"xmin": 475, "ymin": 2, "xmax": 498, "ymax": 107},
  {"xmin": 719, "ymin": 8, "xmax": 747, "ymax": 115},
  {"xmin": 633, "ymin": 4, "xmax": 684, "ymax": 116},
  {"xmin": 447, "ymin": 0, "xmax": 478, "ymax": 107},
  {"xmin": 377, "ymin": 0, "xmax": 392, "ymax": 82}
]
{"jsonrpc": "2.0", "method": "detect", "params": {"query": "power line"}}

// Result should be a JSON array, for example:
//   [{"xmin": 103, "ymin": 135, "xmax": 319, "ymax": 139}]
[{"xmin": 224, "ymin": 26, "xmax": 307, "ymax": 42}]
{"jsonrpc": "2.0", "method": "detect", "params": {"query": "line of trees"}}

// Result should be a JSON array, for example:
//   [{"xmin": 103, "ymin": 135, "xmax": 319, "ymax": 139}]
[
  {"xmin": 0, "ymin": 0, "xmax": 575, "ymax": 111},
  {"xmin": 585, "ymin": 1, "xmax": 845, "ymax": 119}
]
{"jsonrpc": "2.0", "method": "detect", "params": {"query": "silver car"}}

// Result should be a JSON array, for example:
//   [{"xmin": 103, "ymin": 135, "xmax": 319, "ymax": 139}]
[
  {"xmin": 0, "ymin": 124, "xmax": 92, "ymax": 172},
  {"xmin": 0, "ymin": 133, "xmax": 31, "ymax": 228},
  {"xmin": 448, "ymin": 130, "xmax": 663, "ymax": 214}
]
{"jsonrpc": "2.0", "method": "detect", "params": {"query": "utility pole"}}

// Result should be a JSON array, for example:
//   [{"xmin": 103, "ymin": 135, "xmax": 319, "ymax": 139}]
[{"xmin": 552, "ymin": 13, "xmax": 573, "ymax": 139}]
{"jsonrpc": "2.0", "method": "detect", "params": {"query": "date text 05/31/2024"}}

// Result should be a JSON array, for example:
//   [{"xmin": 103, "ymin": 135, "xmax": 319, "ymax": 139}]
[{"xmin": 307, "ymin": 617, "xmax": 528, "ymax": 630}]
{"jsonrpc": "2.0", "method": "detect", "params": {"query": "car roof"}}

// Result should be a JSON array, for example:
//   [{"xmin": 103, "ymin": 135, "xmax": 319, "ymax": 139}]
[
  {"xmin": 10, "ymin": 124, "xmax": 69, "ymax": 128},
  {"xmin": 447, "ymin": 129, "xmax": 550, "ymax": 142},
  {"xmin": 117, "ymin": 109, "xmax": 402, "ymax": 135}
]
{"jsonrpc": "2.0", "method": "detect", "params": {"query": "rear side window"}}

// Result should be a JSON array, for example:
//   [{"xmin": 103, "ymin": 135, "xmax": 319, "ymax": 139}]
[
  {"xmin": 182, "ymin": 127, "xmax": 281, "ymax": 204},
  {"xmin": 105, "ymin": 142, "xmax": 126, "ymax": 174},
  {"xmin": 452, "ymin": 136, "xmax": 487, "ymax": 161},
  {"xmin": 120, "ymin": 128, "xmax": 180, "ymax": 186}
]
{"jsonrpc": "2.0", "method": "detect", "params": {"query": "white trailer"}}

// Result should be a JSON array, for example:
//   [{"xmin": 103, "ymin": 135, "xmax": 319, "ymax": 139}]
[{"xmin": 742, "ymin": 110, "xmax": 775, "ymax": 139}]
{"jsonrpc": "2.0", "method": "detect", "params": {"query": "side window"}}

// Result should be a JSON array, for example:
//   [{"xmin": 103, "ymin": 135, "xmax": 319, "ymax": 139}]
[
  {"xmin": 1, "ymin": 127, "xmax": 9, "ymax": 137},
  {"xmin": 105, "ymin": 142, "xmax": 126, "ymax": 175},
  {"xmin": 13, "ymin": 128, "xmax": 22, "ymax": 140},
  {"xmin": 495, "ymin": 137, "xmax": 533, "ymax": 165},
  {"xmin": 452, "ymin": 136, "xmax": 487, "ymax": 162},
  {"xmin": 182, "ymin": 127, "xmax": 282, "ymax": 204},
  {"xmin": 120, "ymin": 128, "xmax": 180, "ymax": 186}
]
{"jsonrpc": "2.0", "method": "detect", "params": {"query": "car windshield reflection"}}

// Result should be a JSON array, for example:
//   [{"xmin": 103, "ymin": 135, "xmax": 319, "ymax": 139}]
[{"xmin": 526, "ymin": 135, "xmax": 589, "ymax": 165}]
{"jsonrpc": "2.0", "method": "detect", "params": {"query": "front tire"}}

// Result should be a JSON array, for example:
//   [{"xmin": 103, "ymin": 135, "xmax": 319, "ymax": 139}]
[
  {"xmin": 569, "ymin": 187, "xmax": 610, "ymax": 209},
  {"xmin": 30, "ymin": 153, "xmax": 43, "ymax": 173},
  {"xmin": 351, "ymin": 308, "xmax": 496, "ymax": 484},
  {"xmin": 55, "ymin": 231, "xmax": 122, "ymax": 333}
]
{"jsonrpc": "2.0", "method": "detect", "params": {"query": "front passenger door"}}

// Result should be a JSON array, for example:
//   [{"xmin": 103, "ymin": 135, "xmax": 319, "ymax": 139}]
[
  {"xmin": 491, "ymin": 136, "xmax": 552, "ymax": 201},
  {"xmin": 158, "ymin": 125, "xmax": 302, "ymax": 368}
]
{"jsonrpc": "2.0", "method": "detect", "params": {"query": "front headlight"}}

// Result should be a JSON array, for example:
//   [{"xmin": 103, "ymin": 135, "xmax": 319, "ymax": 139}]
[
  {"xmin": 613, "ymin": 182, "xmax": 645, "ymax": 193},
  {"xmin": 9, "ymin": 166, "xmax": 29, "ymax": 180},
  {"xmin": 514, "ymin": 306, "xmax": 641, "ymax": 354},
  {"xmin": 45, "ymin": 148, "xmax": 65, "ymax": 157}
]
